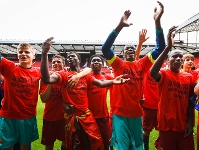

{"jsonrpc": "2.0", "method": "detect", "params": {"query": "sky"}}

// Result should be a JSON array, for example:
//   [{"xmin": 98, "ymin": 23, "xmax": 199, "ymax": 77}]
[{"xmin": 0, "ymin": 0, "xmax": 199, "ymax": 43}]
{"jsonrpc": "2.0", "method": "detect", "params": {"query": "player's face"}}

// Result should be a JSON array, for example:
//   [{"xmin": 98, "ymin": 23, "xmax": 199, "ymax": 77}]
[
  {"xmin": 90, "ymin": 56, "xmax": 102, "ymax": 71},
  {"xmin": 52, "ymin": 57, "xmax": 64, "ymax": 71},
  {"xmin": 18, "ymin": 48, "xmax": 35, "ymax": 66},
  {"xmin": 124, "ymin": 45, "xmax": 136, "ymax": 61},
  {"xmin": 168, "ymin": 50, "xmax": 183, "ymax": 72},
  {"xmin": 183, "ymin": 57, "xmax": 194, "ymax": 69},
  {"xmin": 66, "ymin": 53, "xmax": 79, "ymax": 67}
]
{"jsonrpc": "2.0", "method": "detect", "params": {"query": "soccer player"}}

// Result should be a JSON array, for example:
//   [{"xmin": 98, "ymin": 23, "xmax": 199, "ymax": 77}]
[
  {"xmin": 40, "ymin": 54, "xmax": 93, "ymax": 150},
  {"xmin": 40, "ymin": 37, "xmax": 130, "ymax": 149},
  {"xmin": 0, "ymin": 43, "xmax": 41, "ymax": 150},
  {"xmin": 181, "ymin": 53, "xmax": 198, "ymax": 82},
  {"xmin": 181, "ymin": 53, "xmax": 199, "ymax": 150},
  {"xmin": 101, "ymin": 1, "xmax": 166, "ymax": 149},
  {"xmin": 150, "ymin": 26, "xmax": 195, "ymax": 150},
  {"xmin": 135, "ymin": 30, "xmax": 159, "ymax": 150},
  {"xmin": 88, "ymin": 54, "xmax": 113, "ymax": 150},
  {"xmin": 141, "ymin": 71, "xmax": 159, "ymax": 150}
]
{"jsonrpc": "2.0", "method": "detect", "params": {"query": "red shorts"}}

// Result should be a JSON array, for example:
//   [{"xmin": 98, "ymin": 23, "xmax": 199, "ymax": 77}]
[
  {"xmin": 96, "ymin": 117, "xmax": 111, "ymax": 150},
  {"xmin": 41, "ymin": 119, "xmax": 66, "ymax": 145},
  {"xmin": 142, "ymin": 107, "xmax": 158, "ymax": 131},
  {"xmin": 158, "ymin": 130, "xmax": 194, "ymax": 150}
]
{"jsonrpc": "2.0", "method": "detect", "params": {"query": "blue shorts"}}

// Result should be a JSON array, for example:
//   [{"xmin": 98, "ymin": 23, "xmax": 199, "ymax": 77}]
[
  {"xmin": 112, "ymin": 114, "xmax": 143, "ymax": 150},
  {"xmin": 0, "ymin": 116, "xmax": 39, "ymax": 149}
]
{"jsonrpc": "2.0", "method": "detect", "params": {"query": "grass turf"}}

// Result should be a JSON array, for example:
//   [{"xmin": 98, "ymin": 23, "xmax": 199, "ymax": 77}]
[{"xmin": 32, "ymin": 94, "xmax": 198, "ymax": 150}]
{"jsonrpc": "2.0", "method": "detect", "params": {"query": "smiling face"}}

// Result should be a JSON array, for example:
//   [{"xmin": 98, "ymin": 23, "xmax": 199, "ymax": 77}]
[
  {"xmin": 17, "ymin": 43, "xmax": 35, "ymax": 68},
  {"xmin": 123, "ymin": 44, "xmax": 136, "ymax": 61},
  {"xmin": 52, "ymin": 57, "xmax": 65, "ymax": 71},
  {"xmin": 90, "ymin": 56, "xmax": 103, "ymax": 73},
  {"xmin": 168, "ymin": 50, "xmax": 184, "ymax": 72}
]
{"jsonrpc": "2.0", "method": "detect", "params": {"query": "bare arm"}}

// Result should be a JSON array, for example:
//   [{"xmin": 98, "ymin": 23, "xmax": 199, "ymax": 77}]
[
  {"xmin": 135, "ymin": 29, "xmax": 150, "ymax": 60},
  {"xmin": 194, "ymin": 83, "xmax": 199, "ymax": 96},
  {"xmin": 40, "ymin": 84, "xmax": 52, "ymax": 103},
  {"xmin": 93, "ymin": 74, "xmax": 130, "ymax": 87},
  {"xmin": 184, "ymin": 100, "xmax": 194, "ymax": 137},
  {"xmin": 41, "ymin": 37, "xmax": 59, "ymax": 84},
  {"xmin": 150, "ymin": 26, "xmax": 177, "ymax": 82}
]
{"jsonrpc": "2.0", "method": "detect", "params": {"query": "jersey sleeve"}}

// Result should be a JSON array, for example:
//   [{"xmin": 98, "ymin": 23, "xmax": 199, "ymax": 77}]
[
  {"xmin": 148, "ymin": 29, "xmax": 166, "ymax": 63},
  {"xmin": 0, "ymin": 57, "xmax": 15, "ymax": 77},
  {"xmin": 56, "ymin": 70, "xmax": 69, "ymax": 85},
  {"xmin": 86, "ymin": 74, "xmax": 95, "ymax": 86},
  {"xmin": 39, "ymin": 81, "xmax": 48, "ymax": 94},
  {"xmin": 101, "ymin": 30, "xmax": 119, "ymax": 63}
]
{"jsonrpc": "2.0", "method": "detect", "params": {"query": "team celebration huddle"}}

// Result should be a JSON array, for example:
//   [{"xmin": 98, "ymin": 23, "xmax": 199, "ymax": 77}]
[{"xmin": 0, "ymin": 1, "xmax": 199, "ymax": 150}]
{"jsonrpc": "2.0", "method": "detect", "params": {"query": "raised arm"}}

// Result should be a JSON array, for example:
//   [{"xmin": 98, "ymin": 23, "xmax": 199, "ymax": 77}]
[
  {"xmin": 153, "ymin": 1, "xmax": 164, "ymax": 30},
  {"xmin": 150, "ymin": 26, "xmax": 177, "ymax": 82},
  {"xmin": 135, "ymin": 29, "xmax": 150, "ymax": 60},
  {"xmin": 41, "ymin": 37, "xmax": 59, "ymax": 84},
  {"xmin": 148, "ymin": 1, "xmax": 166, "ymax": 63},
  {"xmin": 40, "ymin": 84, "xmax": 52, "ymax": 103},
  {"xmin": 101, "ymin": 10, "xmax": 133, "ymax": 61},
  {"xmin": 93, "ymin": 74, "xmax": 130, "ymax": 88}
]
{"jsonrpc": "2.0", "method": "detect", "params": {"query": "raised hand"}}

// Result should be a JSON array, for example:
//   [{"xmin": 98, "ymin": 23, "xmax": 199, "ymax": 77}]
[
  {"xmin": 113, "ymin": 74, "xmax": 130, "ymax": 84},
  {"xmin": 138, "ymin": 29, "xmax": 150, "ymax": 44},
  {"xmin": 153, "ymin": 1, "xmax": 164, "ymax": 21},
  {"xmin": 42, "ymin": 37, "xmax": 54, "ymax": 54},
  {"xmin": 115, "ymin": 10, "xmax": 133, "ymax": 32},
  {"xmin": 119, "ymin": 10, "xmax": 133, "ymax": 27},
  {"xmin": 167, "ymin": 26, "xmax": 178, "ymax": 49}
]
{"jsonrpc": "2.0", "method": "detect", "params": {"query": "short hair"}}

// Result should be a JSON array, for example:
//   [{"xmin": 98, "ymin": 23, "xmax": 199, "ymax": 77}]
[
  {"xmin": 89, "ymin": 54, "xmax": 104, "ymax": 66},
  {"xmin": 52, "ymin": 54, "xmax": 65, "ymax": 66},
  {"xmin": 123, "ymin": 43, "xmax": 136, "ymax": 51},
  {"xmin": 182, "ymin": 53, "xmax": 194, "ymax": 61},
  {"xmin": 17, "ymin": 43, "xmax": 35, "ymax": 55},
  {"xmin": 167, "ymin": 49, "xmax": 183, "ymax": 59},
  {"xmin": 66, "ymin": 51, "xmax": 81, "ymax": 62}
]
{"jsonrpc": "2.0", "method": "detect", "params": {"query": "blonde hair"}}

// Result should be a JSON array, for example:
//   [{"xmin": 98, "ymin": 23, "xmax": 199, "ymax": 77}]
[
  {"xmin": 17, "ymin": 43, "xmax": 35, "ymax": 55},
  {"xmin": 182, "ymin": 53, "xmax": 194, "ymax": 61}
]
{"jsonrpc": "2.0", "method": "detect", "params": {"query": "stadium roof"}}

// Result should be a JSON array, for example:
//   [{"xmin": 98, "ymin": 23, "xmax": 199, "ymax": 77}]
[
  {"xmin": 0, "ymin": 39, "xmax": 158, "ymax": 57},
  {"xmin": 176, "ymin": 13, "xmax": 199, "ymax": 33},
  {"xmin": 0, "ymin": 39, "xmax": 199, "ymax": 59}
]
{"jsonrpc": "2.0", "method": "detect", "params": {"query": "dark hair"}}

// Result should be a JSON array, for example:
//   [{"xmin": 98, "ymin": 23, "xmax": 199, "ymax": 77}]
[
  {"xmin": 66, "ymin": 51, "xmax": 81, "ymax": 62},
  {"xmin": 89, "ymin": 54, "xmax": 104, "ymax": 66},
  {"xmin": 52, "ymin": 54, "xmax": 65, "ymax": 66}
]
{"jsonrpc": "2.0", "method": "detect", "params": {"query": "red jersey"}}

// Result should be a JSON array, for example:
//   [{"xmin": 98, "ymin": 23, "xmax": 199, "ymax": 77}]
[
  {"xmin": 40, "ymin": 80, "xmax": 64, "ymax": 121},
  {"xmin": 157, "ymin": 69, "xmax": 194, "ymax": 132},
  {"xmin": 142, "ymin": 71, "xmax": 158, "ymax": 109},
  {"xmin": 111, "ymin": 56, "xmax": 152, "ymax": 118},
  {"xmin": 87, "ymin": 73, "xmax": 112, "ymax": 118},
  {"xmin": 0, "ymin": 58, "xmax": 41, "ymax": 119},
  {"xmin": 57, "ymin": 71, "xmax": 94, "ymax": 116},
  {"xmin": 190, "ymin": 70, "xmax": 199, "ymax": 83}
]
